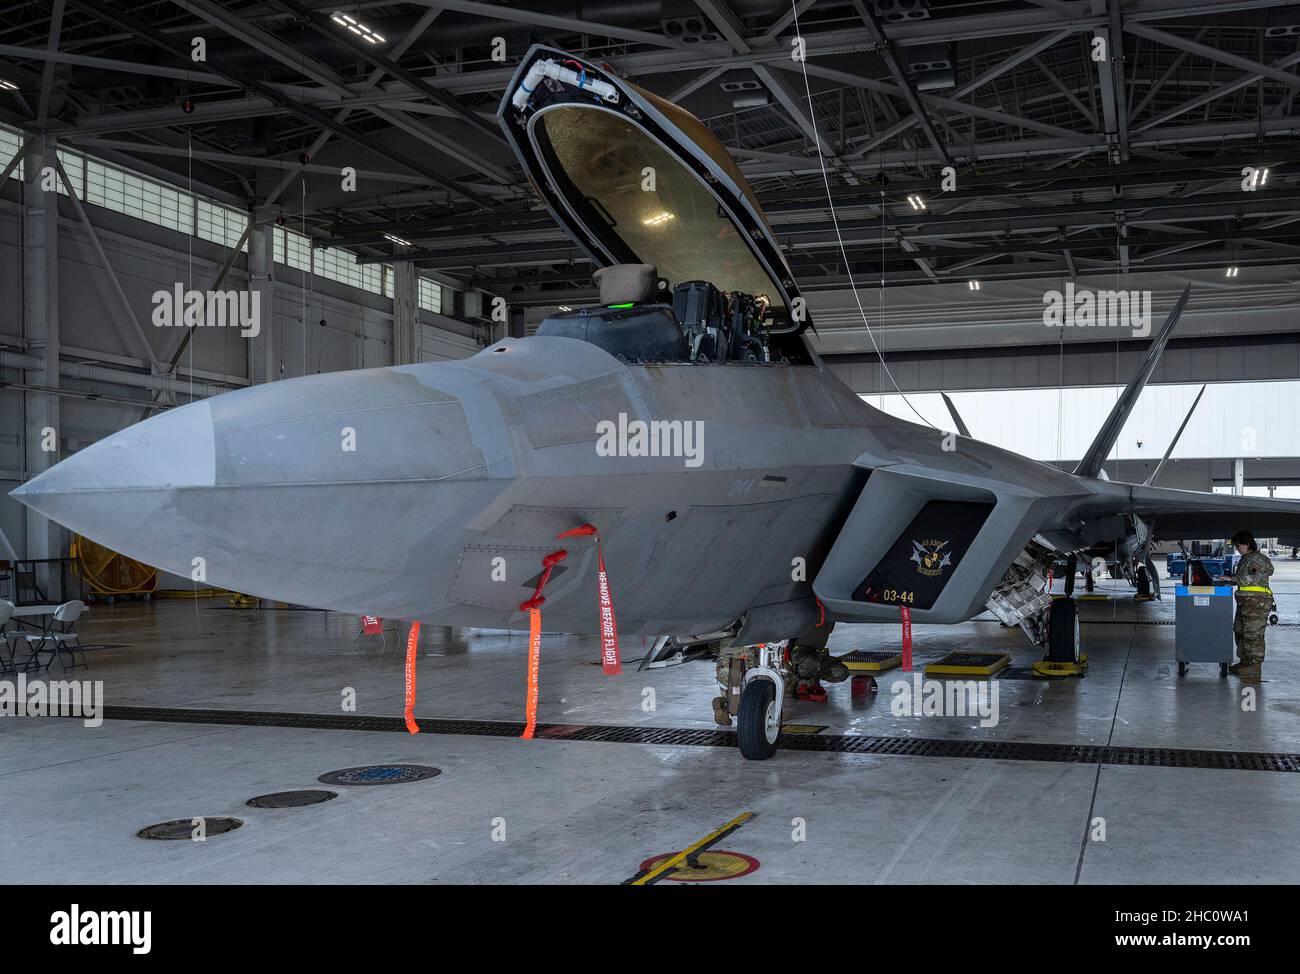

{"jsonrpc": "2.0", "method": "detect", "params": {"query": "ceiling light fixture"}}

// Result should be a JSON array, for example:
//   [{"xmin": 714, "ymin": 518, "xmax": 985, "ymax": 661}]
[
  {"xmin": 642, "ymin": 211, "xmax": 675, "ymax": 226},
  {"xmin": 968, "ymin": 280, "xmax": 981, "ymax": 291},
  {"xmin": 907, "ymin": 194, "xmax": 926, "ymax": 211},
  {"xmin": 383, "ymin": 233, "xmax": 413, "ymax": 248},
  {"xmin": 330, "ymin": 11, "xmax": 385, "ymax": 43}
]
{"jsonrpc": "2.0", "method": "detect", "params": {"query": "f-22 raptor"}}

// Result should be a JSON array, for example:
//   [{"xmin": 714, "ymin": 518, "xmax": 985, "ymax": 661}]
[{"xmin": 14, "ymin": 47, "xmax": 1300, "ymax": 758}]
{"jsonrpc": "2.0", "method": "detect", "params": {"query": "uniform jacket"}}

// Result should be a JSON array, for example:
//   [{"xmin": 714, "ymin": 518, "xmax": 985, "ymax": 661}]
[{"xmin": 1235, "ymin": 550, "xmax": 1274, "ymax": 594}]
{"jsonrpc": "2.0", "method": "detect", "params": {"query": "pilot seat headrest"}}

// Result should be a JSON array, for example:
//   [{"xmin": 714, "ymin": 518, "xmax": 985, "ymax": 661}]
[{"xmin": 594, "ymin": 263, "xmax": 659, "ymax": 306}]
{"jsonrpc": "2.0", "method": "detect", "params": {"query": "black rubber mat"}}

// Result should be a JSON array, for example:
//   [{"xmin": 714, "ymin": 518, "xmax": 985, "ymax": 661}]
[
  {"xmin": 928, "ymin": 652, "xmax": 1009, "ymax": 667},
  {"xmin": 838, "ymin": 650, "xmax": 903, "ymax": 662},
  {"xmin": 83, "ymin": 705, "xmax": 1300, "ymax": 774}
]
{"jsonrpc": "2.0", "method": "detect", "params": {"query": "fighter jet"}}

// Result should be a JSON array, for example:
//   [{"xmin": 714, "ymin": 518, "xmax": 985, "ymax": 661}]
[{"xmin": 14, "ymin": 46, "xmax": 1300, "ymax": 759}]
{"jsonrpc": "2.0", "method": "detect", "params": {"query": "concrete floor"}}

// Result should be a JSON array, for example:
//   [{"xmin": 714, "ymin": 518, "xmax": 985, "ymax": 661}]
[{"xmin": 3, "ymin": 563, "xmax": 1300, "ymax": 884}]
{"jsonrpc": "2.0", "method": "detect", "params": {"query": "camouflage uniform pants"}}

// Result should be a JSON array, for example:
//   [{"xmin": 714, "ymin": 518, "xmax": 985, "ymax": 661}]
[{"xmin": 1233, "ymin": 594, "xmax": 1270, "ymax": 664}]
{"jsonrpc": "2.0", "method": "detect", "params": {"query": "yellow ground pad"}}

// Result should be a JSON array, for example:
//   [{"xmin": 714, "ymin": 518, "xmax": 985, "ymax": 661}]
[
  {"xmin": 1032, "ymin": 654, "xmax": 1089, "ymax": 677},
  {"xmin": 924, "ymin": 652, "xmax": 1011, "ymax": 676},
  {"xmin": 837, "ymin": 650, "xmax": 903, "ymax": 673}
]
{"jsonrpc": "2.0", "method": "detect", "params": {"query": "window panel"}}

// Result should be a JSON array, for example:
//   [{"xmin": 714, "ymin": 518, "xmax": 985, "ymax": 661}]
[
  {"xmin": 0, "ymin": 126, "xmax": 22, "ymax": 180},
  {"xmin": 0, "ymin": 122, "xmax": 392, "ymax": 299},
  {"xmin": 418, "ymin": 278, "xmax": 442, "ymax": 315}
]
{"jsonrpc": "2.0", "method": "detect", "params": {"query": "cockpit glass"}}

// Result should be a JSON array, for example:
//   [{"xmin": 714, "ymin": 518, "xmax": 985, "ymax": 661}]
[{"xmin": 535, "ymin": 106, "xmax": 786, "ymax": 313}]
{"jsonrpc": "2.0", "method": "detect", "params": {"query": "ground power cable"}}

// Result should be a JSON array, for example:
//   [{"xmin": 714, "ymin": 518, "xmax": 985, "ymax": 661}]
[{"xmin": 787, "ymin": 0, "xmax": 934, "ymax": 429}]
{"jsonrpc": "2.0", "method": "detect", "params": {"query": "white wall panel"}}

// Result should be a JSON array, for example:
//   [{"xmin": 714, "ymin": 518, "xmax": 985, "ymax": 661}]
[{"xmin": 869, "ymin": 380, "xmax": 1300, "ymax": 464}]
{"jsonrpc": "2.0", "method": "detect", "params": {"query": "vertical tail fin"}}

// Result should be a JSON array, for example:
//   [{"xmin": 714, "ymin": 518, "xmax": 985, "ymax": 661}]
[
  {"xmin": 941, "ymin": 392, "xmax": 971, "ymax": 438},
  {"xmin": 1073, "ymin": 283, "xmax": 1191, "ymax": 479}
]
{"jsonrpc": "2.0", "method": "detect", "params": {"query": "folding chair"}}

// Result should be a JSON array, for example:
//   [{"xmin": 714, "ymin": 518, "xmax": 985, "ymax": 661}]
[
  {"xmin": 23, "ymin": 600, "xmax": 88, "ymax": 673},
  {"xmin": 0, "ymin": 599, "xmax": 16, "ymax": 675}
]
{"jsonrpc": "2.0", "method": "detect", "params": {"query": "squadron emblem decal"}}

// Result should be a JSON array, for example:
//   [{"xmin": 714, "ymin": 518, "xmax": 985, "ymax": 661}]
[{"xmin": 910, "ymin": 539, "xmax": 952, "ymax": 577}]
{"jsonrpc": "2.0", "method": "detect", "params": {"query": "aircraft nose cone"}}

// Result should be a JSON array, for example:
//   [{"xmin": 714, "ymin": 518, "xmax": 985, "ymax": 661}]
[
  {"xmin": 11, "ymin": 367, "xmax": 502, "ymax": 616},
  {"xmin": 13, "ymin": 399, "xmax": 217, "ymax": 517}
]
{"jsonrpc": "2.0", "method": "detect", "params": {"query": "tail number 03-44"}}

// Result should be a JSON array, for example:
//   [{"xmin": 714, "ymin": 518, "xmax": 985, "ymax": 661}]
[{"xmin": 880, "ymin": 589, "xmax": 915, "ymax": 604}]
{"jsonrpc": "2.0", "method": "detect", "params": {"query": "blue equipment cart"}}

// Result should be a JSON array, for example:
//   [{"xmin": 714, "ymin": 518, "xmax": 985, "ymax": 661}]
[{"xmin": 1174, "ymin": 585, "xmax": 1234, "ymax": 677}]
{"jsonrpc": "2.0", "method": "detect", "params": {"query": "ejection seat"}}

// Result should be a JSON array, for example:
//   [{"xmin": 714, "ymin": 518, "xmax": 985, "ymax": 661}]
[{"xmin": 535, "ymin": 263, "xmax": 688, "ymax": 362}]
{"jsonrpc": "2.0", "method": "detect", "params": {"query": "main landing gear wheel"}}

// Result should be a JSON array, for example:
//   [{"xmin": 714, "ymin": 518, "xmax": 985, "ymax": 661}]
[
  {"xmin": 737, "ymin": 680, "xmax": 780, "ymax": 761},
  {"xmin": 1135, "ymin": 565, "xmax": 1151, "ymax": 598},
  {"xmin": 1047, "ymin": 597, "xmax": 1081, "ymax": 663}
]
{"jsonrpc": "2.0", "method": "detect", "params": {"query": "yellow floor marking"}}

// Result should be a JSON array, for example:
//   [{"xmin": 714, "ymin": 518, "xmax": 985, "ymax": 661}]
[
  {"xmin": 628, "ymin": 811, "xmax": 755, "ymax": 886},
  {"xmin": 641, "ymin": 851, "xmax": 757, "ymax": 881}
]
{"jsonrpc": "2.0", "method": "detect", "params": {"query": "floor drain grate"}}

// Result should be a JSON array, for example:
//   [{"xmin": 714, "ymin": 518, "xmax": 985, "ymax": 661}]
[
  {"xmin": 318, "ymin": 765, "xmax": 441, "ymax": 786},
  {"xmin": 137, "ymin": 817, "xmax": 243, "ymax": 840},
  {"xmin": 246, "ymin": 789, "xmax": 337, "ymax": 808},
  {"xmin": 90, "ymin": 706, "xmax": 1300, "ymax": 775}
]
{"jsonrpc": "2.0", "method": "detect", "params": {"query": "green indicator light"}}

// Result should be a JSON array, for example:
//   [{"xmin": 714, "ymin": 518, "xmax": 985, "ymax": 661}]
[{"xmin": 608, "ymin": 302, "xmax": 635, "ymax": 308}]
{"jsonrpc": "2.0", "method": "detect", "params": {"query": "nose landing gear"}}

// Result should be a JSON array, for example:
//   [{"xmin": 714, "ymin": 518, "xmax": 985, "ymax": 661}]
[{"xmin": 736, "ymin": 642, "xmax": 786, "ymax": 760}]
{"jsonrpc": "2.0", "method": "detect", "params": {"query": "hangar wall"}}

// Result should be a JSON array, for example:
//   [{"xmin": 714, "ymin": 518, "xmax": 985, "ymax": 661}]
[
  {"xmin": 816, "ymin": 268, "xmax": 1300, "ymax": 395},
  {"xmin": 0, "ymin": 191, "xmax": 487, "ymax": 565},
  {"xmin": 867, "ymin": 382, "xmax": 1300, "ymax": 465}
]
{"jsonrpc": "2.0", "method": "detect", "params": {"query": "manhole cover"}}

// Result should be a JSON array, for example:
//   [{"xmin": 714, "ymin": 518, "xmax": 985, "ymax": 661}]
[
  {"xmin": 246, "ymin": 789, "xmax": 337, "ymax": 808},
  {"xmin": 317, "ymin": 764, "xmax": 441, "ymax": 786},
  {"xmin": 639, "ymin": 851, "xmax": 759, "ymax": 882},
  {"xmin": 137, "ymin": 817, "xmax": 243, "ymax": 840}
]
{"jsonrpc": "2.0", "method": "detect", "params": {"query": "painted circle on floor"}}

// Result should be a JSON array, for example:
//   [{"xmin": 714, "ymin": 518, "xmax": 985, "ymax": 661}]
[
  {"xmin": 639, "ymin": 851, "xmax": 759, "ymax": 881},
  {"xmin": 318, "ymin": 765, "xmax": 441, "ymax": 786},
  {"xmin": 137, "ymin": 817, "xmax": 243, "ymax": 840},
  {"xmin": 246, "ymin": 789, "xmax": 337, "ymax": 808}
]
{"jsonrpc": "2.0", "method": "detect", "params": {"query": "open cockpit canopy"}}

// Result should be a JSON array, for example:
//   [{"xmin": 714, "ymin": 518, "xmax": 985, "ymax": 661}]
[{"xmin": 499, "ymin": 47, "xmax": 809, "ymax": 334}]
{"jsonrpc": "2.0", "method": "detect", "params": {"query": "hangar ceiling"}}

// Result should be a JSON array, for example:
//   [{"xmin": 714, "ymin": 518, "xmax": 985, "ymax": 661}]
[{"xmin": 3, "ymin": 0, "xmax": 1300, "ymax": 309}]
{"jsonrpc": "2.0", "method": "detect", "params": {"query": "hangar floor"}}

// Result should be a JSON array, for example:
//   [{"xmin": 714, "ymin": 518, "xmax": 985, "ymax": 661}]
[{"xmin": 4, "ymin": 564, "xmax": 1300, "ymax": 885}]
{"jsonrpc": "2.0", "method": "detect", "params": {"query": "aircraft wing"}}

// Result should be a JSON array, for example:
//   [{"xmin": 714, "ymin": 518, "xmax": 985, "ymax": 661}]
[{"xmin": 1066, "ymin": 481, "xmax": 1300, "ymax": 541}]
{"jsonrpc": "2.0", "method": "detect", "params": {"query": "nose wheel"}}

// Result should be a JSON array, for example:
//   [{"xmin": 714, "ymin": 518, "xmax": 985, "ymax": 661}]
[
  {"xmin": 736, "ymin": 642, "xmax": 785, "ymax": 760},
  {"xmin": 736, "ymin": 680, "xmax": 780, "ymax": 760}
]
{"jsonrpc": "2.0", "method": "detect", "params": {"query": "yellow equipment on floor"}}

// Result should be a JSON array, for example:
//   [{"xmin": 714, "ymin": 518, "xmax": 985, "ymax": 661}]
[
  {"xmin": 71, "ymin": 535, "xmax": 157, "ymax": 598},
  {"xmin": 1032, "ymin": 654, "xmax": 1089, "ymax": 677}
]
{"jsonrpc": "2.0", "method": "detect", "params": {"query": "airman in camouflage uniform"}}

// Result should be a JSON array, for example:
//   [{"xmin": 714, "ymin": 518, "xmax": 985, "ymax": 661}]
[
  {"xmin": 712, "ymin": 643, "xmax": 756, "ymax": 726},
  {"xmin": 782, "ymin": 623, "xmax": 849, "ymax": 702},
  {"xmin": 1229, "ymin": 530, "xmax": 1274, "ymax": 679}
]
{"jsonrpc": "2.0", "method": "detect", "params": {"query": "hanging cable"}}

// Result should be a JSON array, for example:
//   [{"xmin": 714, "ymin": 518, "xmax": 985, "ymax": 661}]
[
  {"xmin": 787, "ymin": 0, "xmax": 934, "ymax": 429},
  {"xmin": 301, "ymin": 177, "xmax": 308, "ymax": 378}
]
